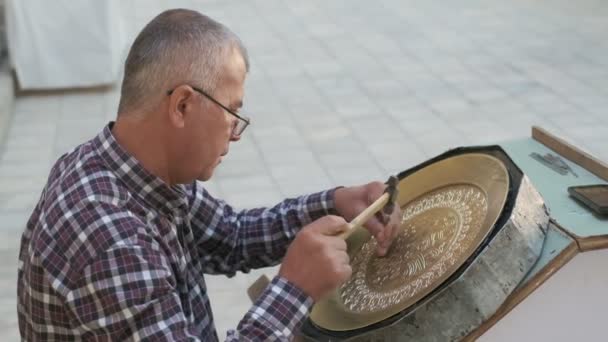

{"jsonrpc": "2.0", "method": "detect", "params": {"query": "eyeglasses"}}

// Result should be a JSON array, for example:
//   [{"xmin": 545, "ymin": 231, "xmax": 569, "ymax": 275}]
[{"xmin": 167, "ymin": 86, "xmax": 251, "ymax": 137}]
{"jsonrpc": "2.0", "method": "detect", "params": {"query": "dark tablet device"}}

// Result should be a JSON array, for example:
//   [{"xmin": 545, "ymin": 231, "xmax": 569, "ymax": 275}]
[{"xmin": 568, "ymin": 184, "xmax": 608, "ymax": 216}]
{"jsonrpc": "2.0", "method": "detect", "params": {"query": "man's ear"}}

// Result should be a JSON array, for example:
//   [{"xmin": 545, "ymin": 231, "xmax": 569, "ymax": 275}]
[{"xmin": 167, "ymin": 85, "xmax": 194, "ymax": 129}]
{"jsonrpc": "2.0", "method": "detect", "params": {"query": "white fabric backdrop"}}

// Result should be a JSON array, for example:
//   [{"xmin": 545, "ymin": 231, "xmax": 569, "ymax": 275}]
[{"xmin": 5, "ymin": 0, "xmax": 126, "ymax": 90}]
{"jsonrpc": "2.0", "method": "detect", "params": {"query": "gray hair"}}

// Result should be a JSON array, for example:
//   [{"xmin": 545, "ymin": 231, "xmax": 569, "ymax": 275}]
[{"xmin": 117, "ymin": 9, "xmax": 249, "ymax": 114}]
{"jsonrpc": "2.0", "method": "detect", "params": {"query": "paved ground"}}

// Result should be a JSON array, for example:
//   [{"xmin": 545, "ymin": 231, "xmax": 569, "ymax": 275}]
[{"xmin": 1, "ymin": 0, "xmax": 607, "ymax": 339}]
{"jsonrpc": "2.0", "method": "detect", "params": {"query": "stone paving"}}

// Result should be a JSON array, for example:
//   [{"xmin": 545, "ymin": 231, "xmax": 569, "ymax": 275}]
[{"xmin": 1, "ymin": 0, "xmax": 607, "ymax": 339}]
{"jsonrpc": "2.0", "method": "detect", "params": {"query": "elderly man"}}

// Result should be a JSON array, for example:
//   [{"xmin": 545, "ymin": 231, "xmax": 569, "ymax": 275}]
[{"xmin": 17, "ymin": 9, "xmax": 400, "ymax": 341}]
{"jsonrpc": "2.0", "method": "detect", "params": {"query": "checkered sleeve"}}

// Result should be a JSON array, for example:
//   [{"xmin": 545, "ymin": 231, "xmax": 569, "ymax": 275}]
[
  {"xmin": 63, "ymin": 239, "xmax": 201, "ymax": 341},
  {"xmin": 226, "ymin": 275, "xmax": 313, "ymax": 341},
  {"xmin": 188, "ymin": 183, "xmax": 341, "ymax": 275}
]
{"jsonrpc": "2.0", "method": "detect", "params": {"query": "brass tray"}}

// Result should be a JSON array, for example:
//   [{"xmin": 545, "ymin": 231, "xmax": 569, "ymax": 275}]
[{"xmin": 310, "ymin": 153, "xmax": 509, "ymax": 331}]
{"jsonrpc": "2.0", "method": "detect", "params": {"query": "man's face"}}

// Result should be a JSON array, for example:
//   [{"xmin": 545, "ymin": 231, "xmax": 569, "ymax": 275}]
[{"xmin": 170, "ymin": 49, "xmax": 247, "ymax": 183}]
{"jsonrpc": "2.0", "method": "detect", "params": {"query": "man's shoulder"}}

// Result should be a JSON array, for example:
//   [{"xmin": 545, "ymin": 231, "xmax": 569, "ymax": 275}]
[
  {"xmin": 28, "ymin": 181, "xmax": 148, "ymax": 290},
  {"xmin": 45, "ymin": 141, "xmax": 131, "ymax": 211},
  {"xmin": 30, "ymin": 142, "xmax": 144, "ymax": 260}
]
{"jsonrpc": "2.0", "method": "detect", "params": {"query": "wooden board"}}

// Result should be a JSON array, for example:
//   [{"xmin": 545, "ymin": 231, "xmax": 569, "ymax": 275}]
[
  {"xmin": 501, "ymin": 138, "xmax": 608, "ymax": 250},
  {"xmin": 478, "ymin": 249, "xmax": 608, "ymax": 341},
  {"xmin": 532, "ymin": 126, "xmax": 608, "ymax": 182},
  {"xmin": 468, "ymin": 128, "xmax": 608, "ymax": 340}
]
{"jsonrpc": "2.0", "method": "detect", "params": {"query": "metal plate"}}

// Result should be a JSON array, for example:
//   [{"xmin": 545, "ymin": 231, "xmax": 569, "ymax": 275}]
[{"xmin": 310, "ymin": 153, "xmax": 509, "ymax": 331}]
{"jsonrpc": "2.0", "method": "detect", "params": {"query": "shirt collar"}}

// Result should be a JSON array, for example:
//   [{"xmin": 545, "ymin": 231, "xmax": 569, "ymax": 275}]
[{"xmin": 93, "ymin": 122, "xmax": 189, "ymax": 216}]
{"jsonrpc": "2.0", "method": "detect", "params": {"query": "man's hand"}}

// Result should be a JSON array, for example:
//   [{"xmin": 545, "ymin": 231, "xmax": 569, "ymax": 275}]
[
  {"xmin": 279, "ymin": 216, "xmax": 352, "ymax": 302},
  {"xmin": 334, "ymin": 182, "xmax": 402, "ymax": 256}
]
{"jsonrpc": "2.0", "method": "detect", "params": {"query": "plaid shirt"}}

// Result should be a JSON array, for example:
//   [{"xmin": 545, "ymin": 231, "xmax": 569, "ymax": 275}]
[{"xmin": 18, "ymin": 123, "xmax": 338, "ymax": 341}]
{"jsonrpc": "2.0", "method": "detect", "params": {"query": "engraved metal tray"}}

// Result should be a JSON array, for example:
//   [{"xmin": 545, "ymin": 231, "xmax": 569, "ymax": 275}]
[{"xmin": 309, "ymin": 153, "xmax": 509, "ymax": 331}]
